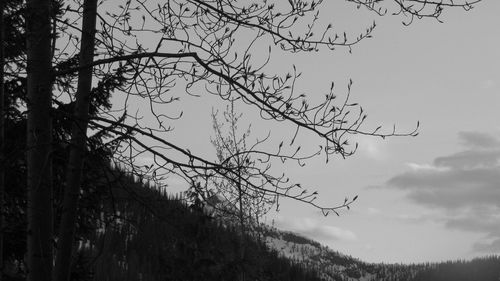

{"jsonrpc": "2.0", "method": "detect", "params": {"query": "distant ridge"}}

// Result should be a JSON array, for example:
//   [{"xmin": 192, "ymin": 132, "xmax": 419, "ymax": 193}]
[
  {"xmin": 94, "ymin": 174, "xmax": 500, "ymax": 281},
  {"xmin": 258, "ymin": 224, "xmax": 500, "ymax": 281},
  {"xmin": 4, "ymin": 154, "xmax": 498, "ymax": 280}
]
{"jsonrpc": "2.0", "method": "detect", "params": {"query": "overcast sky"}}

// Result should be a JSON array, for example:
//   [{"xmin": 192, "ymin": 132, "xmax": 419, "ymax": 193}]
[
  {"xmin": 128, "ymin": 0, "xmax": 500, "ymax": 263},
  {"xmin": 263, "ymin": 0, "xmax": 500, "ymax": 263}
]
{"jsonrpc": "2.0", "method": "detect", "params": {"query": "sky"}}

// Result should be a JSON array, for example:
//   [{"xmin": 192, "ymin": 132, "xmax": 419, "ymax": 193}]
[
  {"xmin": 112, "ymin": 0, "xmax": 500, "ymax": 263},
  {"xmin": 263, "ymin": 0, "xmax": 500, "ymax": 263}
]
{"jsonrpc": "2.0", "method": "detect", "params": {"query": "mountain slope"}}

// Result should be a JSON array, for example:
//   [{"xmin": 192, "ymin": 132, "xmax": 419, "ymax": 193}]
[
  {"xmin": 259, "ymin": 225, "xmax": 500, "ymax": 281},
  {"xmin": 80, "ymin": 174, "xmax": 325, "ymax": 281},
  {"xmin": 261, "ymin": 225, "xmax": 376, "ymax": 281}
]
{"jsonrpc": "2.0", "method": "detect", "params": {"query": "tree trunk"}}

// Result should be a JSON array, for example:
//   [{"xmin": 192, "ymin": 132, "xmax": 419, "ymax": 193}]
[
  {"xmin": 25, "ymin": 0, "xmax": 53, "ymax": 280},
  {"xmin": 0, "ymin": 2, "xmax": 5, "ymax": 279},
  {"xmin": 53, "ymin": 0, "xmax": 97, "ymax": 280},
  {"xmin": 237, "ymin": 166, "xmax": 246, "ymax": 281}
]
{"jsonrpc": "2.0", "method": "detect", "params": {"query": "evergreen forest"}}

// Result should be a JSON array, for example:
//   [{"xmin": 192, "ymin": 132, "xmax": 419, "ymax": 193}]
[{"xmin": 2, "ymin": 1, "xmax": 498, "ymax": 281}]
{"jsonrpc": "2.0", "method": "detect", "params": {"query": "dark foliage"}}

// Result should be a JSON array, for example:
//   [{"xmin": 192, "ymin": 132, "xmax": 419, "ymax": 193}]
[
  {"xmin": 408, "ymin": 257, "xmax": 500, "ymax": 281},
  {"xmin": 331, "ymin": 256, "xmax": 500, "ymax": 281},
  {"xmin": 82, "ymin": 171, "xmax": 323, "ymax": 281},
  {"xmin": 3, "ymin": 117, "xmax": 324, "ymax": 280},
  {"xmin": 2, "ymin": 1, "xmax": 323, "ymax": 278}
]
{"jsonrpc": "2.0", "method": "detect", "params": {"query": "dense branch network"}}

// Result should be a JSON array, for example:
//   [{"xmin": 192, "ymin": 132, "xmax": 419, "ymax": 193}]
[
  {"xmin": 50, "ymin": 0, "xmax": 479, "ymax": 215},
  {"xmin": 349, "ymin": 0, "xmax": 480, "ymax": 24}
]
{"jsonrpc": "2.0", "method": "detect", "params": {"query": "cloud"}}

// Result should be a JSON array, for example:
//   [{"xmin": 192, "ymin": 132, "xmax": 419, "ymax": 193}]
[
  {"xmin": 355, "ymin": 135, "xmax": 387, "ymax": 160},
  {"xmin": 458, "ymin": 131, "xmax": 500, "ymax": 149},
  {"xmin": 444, "ymin": 208, "xmax": 500, "ymax": 237},
  {"xmin": 385, "ymin": 131, "xmax": 500, "ymax": 254},
  {"xmin": 390, "ymin": 167, "xmax": 500, "ymax": 210},
  {"xmin": 473, "ymin": 239, "xmax": 500, "ymax": 254},
  {"xmin": 274, "ymin": 216, "xmax": 357, "ymax": 242}
]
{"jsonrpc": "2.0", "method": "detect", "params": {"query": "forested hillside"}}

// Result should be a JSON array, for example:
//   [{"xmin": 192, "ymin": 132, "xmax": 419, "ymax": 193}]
[
  {"xmin": 262, "ymin": 227, "xmax": 500, "ymax": 281},
  {"xmin": 3, "ymin": 75, "xmax": 498, "ymax": 280},
  {"xmin": 2, "ymin": 1, "xmax": 495, "ymax": 280},
  {"xmin": 79, "ymin": 172, "xmax": 323, "ymax": 281},
  {"xmin": 3, "ymin": 83, "xmax": 499, "ymax": 280},
  {"xmin": 2, "ymin": 106, "xmax": 322, "ymax": 280},
  {"xmin": 407, "ymin": 257, "xmax": 500, "ymax": 281}
]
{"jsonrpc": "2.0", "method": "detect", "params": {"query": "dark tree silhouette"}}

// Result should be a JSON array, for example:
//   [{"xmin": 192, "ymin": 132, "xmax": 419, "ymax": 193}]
[
  {"xmin": 15, "ymin": 0, "xmax": 482, "ymax": 280},
  {"xmin": 54, "ymin": 1, "xmax": 98, "ymax": 280},
  {"xmin": 0, "ymin": 2, "xmax": 5, "ymax": 280},
  {"xmin": 25, "ymin": 0, "xmax": 53, "ymax": 280}
]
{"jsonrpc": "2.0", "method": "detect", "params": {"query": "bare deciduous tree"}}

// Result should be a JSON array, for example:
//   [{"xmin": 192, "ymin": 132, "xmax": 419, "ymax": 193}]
[
  {"xmin": 18, "ymin": 0, "xmax": 481, "ymax": 279},
  {"xmin": 208, "ymin": 100, "xmax": 272, "ymax": 227},
  {"xmin": 207, "ymin": 100, "xmax": 279, "ymax": 281}
]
